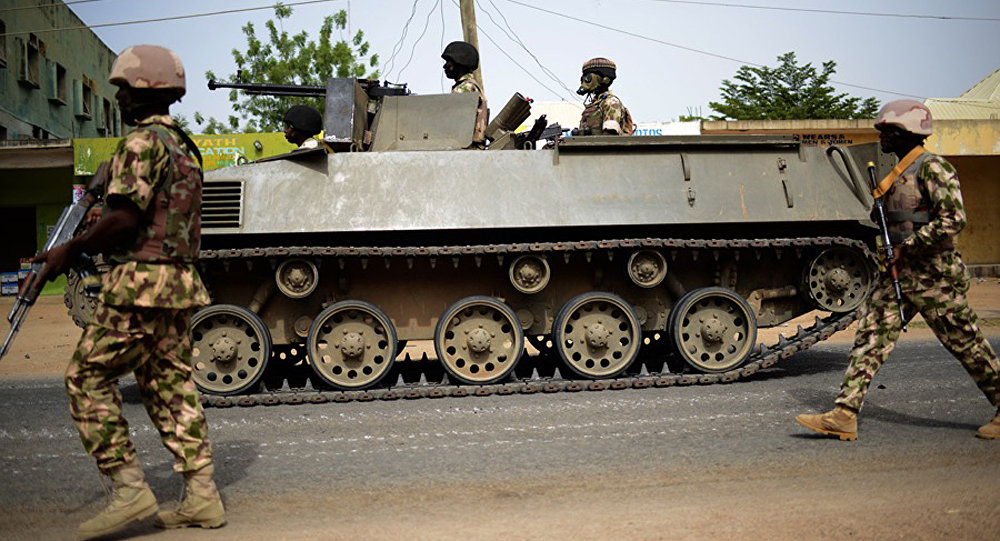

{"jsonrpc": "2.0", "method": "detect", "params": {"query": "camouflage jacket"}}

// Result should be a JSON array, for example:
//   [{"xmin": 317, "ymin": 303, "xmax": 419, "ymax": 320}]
[
  {"xmin": 101, "ymin": 114, "xmax": 211, "ymax": 309},
  {"xmin": 451, "ymin": 72, "xmax": 487, "ymax": 146},
  {"xmin": 886, "ymin": 151, "xmax": 966, "ymax": 255},
  {"xmin": 579, "ymin": 91, "xmax": 634, "ymax": 135}
]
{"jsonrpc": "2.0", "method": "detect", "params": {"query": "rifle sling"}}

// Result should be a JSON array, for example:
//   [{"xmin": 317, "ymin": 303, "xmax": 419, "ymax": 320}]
[{"xmin": 873, "ymin": 146, "xmax": 925, "ymax": 198}]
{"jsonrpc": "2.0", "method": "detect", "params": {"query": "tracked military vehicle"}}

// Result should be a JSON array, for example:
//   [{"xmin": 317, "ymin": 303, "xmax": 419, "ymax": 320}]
[{"xmin": 67, "ymin": 77, "xmax": 891, "ymax": 406}]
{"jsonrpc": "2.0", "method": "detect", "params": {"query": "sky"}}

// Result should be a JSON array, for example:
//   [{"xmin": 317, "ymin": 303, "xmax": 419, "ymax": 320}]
[{"xmin": 58, "ymin": 0, "xmax": 1000, "ymax": 129}]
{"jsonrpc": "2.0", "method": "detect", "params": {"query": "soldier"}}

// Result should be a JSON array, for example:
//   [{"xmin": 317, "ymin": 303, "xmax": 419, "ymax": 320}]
[
  {"xmin": 442, "ymin": 40, "xmax": 487, "ymax": 149},
  {"xmin": 574, "ymin": 57, "xmax": 634, "ymax": 136},
  {"xmin": 31, "ymin": 45, "xmax": 226, "ymax": 538},
  {"xmin": 795, "ymin": 99, "xmax": 1000, "ymax": 441},
  {"xmin": 283, "ymin": 104, "xmax": 324, "ymax": 149}
]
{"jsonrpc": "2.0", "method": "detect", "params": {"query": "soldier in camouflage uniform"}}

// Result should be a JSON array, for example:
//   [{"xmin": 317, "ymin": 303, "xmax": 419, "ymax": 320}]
[
  {"xmin": 574, "ymin": 58, "xmax": 634, "ymax": 136},
  {"xmin": 796, "ymin": 100, "xmax": 1000, "ymax": 441},
  {"xmin": 442, "ymin": 41, "xmax": 487, "ymax": 149},
  {"xmin": 32, "ymin": 45, "xmax": 226, "ymax": 539}
]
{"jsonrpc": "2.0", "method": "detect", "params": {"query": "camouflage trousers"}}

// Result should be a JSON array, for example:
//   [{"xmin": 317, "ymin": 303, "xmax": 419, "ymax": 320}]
[
  {"xmin": 835, "ymin": 250, "xmax": 1000, "ymax": 412},
  {"xmin": 66, "ymin": 302, "xmax": 213, "ymax": 474}
]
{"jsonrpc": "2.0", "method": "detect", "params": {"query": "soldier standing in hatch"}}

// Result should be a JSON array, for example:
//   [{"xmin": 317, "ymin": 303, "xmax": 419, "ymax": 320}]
[
  {"xmin": 574, "ymin": 57, "xmax": 634, "ymax": 136},
  {"xmin": 795, "ymin": 99, "xmax": 1000, "ymax": 441},
  {"xmin": 31, "ymin": 45, "xmax": 226, "ymax": 539},
  {"xmin": 283, "ymin": 104, "xmax": 325, "ymax": 149},
  {"xmin": 442, "ymin": 40, "xmax": 487, "ymax": 149}
]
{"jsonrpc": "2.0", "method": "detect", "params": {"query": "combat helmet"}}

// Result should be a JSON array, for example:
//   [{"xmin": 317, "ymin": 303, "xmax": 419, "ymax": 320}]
[
  {"xmin": 109, "ymin": 45, "xmax": 186, "ymax": 99},
  {"xmin": 283, "ymin": 105, "xmax": 323, "ymax": 137},
  {"xmin": 874, "ymin": 99, "xmax": 933, "ymax": 136},
  {"xmin": 442, "ymin": 41, "xmax": 479, "ymax": 71},
  {"xmin": 582, "ymin": 57, "xmax": 616, "ymax": 82}
]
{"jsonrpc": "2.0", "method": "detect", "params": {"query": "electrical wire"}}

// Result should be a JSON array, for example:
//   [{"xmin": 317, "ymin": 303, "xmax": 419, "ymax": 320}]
[
  {"xmin": 439, "ymin": 0, "xmax": 447, "ymax": 92},
  {"xmin": 0, "ymin": 0, "xmax": 342, "ymax": 38},
  {"xmin": 640, "ymin": 0, "xmax": 1000, "ymax": 22},
  {"xmin": 446, "ymin": 0, "xmax": 568, "ymax": 100},
  {"xmin": 479, "ymin": 0, "xmax": 579, "ymax": 101},
  {"xmin": 397, "ymin": 0, "xmax": 442, "ymax": 79},
  {"xmin": 382, "ymin": 0, "xmax": 422, "ymax": 80},
  {"xmin": 502, "ymin": 0, "xmax": 922, "ymax": 99}
]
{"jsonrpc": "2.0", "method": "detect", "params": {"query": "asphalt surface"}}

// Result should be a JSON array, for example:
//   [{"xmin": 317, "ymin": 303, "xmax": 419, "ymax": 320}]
[{"xmin": 1, "ymin": 335, "xmax": 999, "ymax": 540}]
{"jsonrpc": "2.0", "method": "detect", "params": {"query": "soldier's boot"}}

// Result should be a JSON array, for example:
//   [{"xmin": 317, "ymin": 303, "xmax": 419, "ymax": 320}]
[
  {"xmin": 153, "ymin": 464, "xmax": 226, "ymax": 529},
  {"xmin": 976, "ymin": 408, "xmax": 1000, "ymax": 440},
  {"xmin": 795, "ymin": 406, "xmax": 858, "ymax": 441},
  {"xmin": 77, "ymin": 462, "xmax": 158, "ymax": 540}
]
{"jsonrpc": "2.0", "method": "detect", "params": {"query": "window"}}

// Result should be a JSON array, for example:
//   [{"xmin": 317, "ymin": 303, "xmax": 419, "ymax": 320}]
[
  {"xmin": 74, "ymin": 77, "xmax": 94, "ymax": 119},
  {"xmin": 17, "ymin": 34, "xmax": 41, "ymax": 87},
  {"xmin": 48, "ymin": 61, "xmax": 67, "ymax": 104},
  {"xmin": 0, "ymin": 20, "xmax": 7, "ymax": 68},
  {"xmin": 98, "ymin": 97, "xmax": 112, "ymax": 135},
  {"xmin": 0, "ymin": 124, "xmax": 7, "ymax": 140}
]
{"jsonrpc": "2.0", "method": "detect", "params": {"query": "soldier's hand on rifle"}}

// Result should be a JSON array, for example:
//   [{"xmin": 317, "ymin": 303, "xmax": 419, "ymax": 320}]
[
  {"xmin": 85, "ymin": 207, "xmax": 103, "ymax": 226},
  {"xmin": 30, "ymin": 242, "xmax": 79, "ymax": 289},
  {"xmin": 890, "ymin": 244, "xmax": 905, "ymax": 270}
]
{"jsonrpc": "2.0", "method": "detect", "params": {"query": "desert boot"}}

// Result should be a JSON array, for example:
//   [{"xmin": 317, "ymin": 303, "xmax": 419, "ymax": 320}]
[
  {"xmin": 976, "ymin": 408, "xmax": 1000, "ymax": 440},
  {"xmin": 154, "ymin": 463, "xmax": 226, "ymax": 529},
  {"xmin": 78, "ymin": 462, "xmax": 158, "ymax": 540},
  {"xmin": 795, "ymin": 406, "xmax": 858, "ymax": 441}
]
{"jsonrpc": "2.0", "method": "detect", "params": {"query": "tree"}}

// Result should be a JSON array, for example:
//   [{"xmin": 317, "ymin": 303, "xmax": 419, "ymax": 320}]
[
  {"xmin": 198, "ymin": 5, "xmax": 379, "ymax": 133},
  {"xmin": 708, "ymin": 52, "xmax": 880, "ymax": 121}
]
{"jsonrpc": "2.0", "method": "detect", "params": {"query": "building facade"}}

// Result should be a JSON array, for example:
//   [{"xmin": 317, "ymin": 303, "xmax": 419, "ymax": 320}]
[{"xmin": 0, "ymin": 0, "xmax": 121, "ymax": 140}]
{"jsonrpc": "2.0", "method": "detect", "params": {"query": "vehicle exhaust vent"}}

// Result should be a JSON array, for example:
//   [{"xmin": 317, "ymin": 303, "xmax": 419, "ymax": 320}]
[{"xmin": 202, "ymin": 180, "xmax": 244, "ymax": 229}]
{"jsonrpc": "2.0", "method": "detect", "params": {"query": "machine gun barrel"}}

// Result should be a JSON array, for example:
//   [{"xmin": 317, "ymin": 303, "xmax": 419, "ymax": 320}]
[
  {"xmin": 866, "ymin": 162, "xmax": 907, "ymax": 332},
  {"xmin": 207, "ymin": 80, "xmax": 326, "ymax": 97}
]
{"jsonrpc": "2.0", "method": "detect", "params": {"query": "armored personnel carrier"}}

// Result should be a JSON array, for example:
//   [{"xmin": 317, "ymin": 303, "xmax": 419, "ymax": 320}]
[{"xmin": 68, "ymin": 78, "xmax": 889, "ymax": 405}]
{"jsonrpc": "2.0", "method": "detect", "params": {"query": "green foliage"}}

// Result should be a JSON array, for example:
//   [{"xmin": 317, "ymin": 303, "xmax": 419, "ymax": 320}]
[
  {"xmin": 198, "ymin": 5, "xmax": 379, "ymax": 133},
  {"xmin": 709, "ymin": 52, "xmax": 880, "ymax": 121}
]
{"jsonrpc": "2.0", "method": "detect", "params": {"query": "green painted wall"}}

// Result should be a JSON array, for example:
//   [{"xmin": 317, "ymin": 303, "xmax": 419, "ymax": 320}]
[
  {"xmin": 73, "ymin": 132, "xmax": 298, "ymax": 174},
  {"xmin": 0, "ymin": 1, "xmax": 120, "ymax": 140}
]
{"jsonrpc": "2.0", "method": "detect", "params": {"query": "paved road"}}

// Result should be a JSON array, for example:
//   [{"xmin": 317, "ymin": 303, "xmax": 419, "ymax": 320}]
[{"xmin": 2, "ymin": 337, "xmax": 999, "ymax": 540}]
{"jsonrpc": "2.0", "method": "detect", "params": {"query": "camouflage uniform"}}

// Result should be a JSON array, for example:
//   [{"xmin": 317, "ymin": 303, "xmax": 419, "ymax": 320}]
[
  {"xmin": 451, "ymin": 72, "xmax": 487, "ymax": 148},
  {"xmin": 834, "ymin": 152, "xmax": 1000, "ymax": 412},
  {"xmin": 579, "ymin": 91, "xmax": 634, "ymax": 135},
  {"xmin": 66, "ymin": 113, "xmax": 213, "ymax": 474}
]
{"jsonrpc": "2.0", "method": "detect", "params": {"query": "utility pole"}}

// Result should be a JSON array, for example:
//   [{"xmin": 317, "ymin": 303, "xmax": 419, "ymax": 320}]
[{"xmin": 459, "ymin": 0, "xmax": 484, "ymax": 93}]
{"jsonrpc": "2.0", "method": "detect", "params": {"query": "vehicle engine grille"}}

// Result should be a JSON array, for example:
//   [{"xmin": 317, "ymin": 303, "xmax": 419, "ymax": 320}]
[{"xmin": 202, "ymin": 180, "xmax": 244, "ymax": 229}]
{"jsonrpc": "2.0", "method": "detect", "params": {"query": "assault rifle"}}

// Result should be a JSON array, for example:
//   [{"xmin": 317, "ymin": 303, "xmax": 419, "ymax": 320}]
[
  {"xmin": 0, "ymin": 162, "xmax": 109, "ymax": 361},
  {"xmin": 866, "ymin": 161, "xmax": 907, "ymax": 332}
]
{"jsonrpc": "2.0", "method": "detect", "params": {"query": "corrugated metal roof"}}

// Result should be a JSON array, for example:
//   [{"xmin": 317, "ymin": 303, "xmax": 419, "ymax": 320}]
[
  {"xmin": 923, "ymin": 68, "xmax": 1000, "ymax": 120},
  {"xmin": 960, "ymin": 68, "xmax": 1000, "ymax": 100},
  {"xmin": 925, "ymin": 99, "xmax": 1000, "ymax": 120}
]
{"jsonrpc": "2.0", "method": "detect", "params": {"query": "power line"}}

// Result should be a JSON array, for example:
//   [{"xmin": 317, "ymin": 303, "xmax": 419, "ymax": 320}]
[
  {"xmin": 439, "ymin": 0, "xmax": 447, "ymax": 92},
  {"xmin": 502, "ymin": 0, "xmax": 922, "ymax": 99},
  {"xmin": 397, "ymin": 0, "xmax": 442, "ymax": 78},
  {"xmin": 641, "ymin": 0, "xmax": 1000, "ymax": 22},
  {"xmin": 382, "ymin": 0, "xmax": 422, "ymax": 80},
  {"xmin": 446, "ymin": 0, "xmax": 566, "ymax": 101},
  {"xmin": 479, "ymin": 0, "xmax": 579, "ymax": 101},
  {"xmin": 0, "ymin": 0, "xmax": 109, "ymax": 14},
  {"xmin": 0, "ymin": 0, "xmax": 342, "ymax": 38}
]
